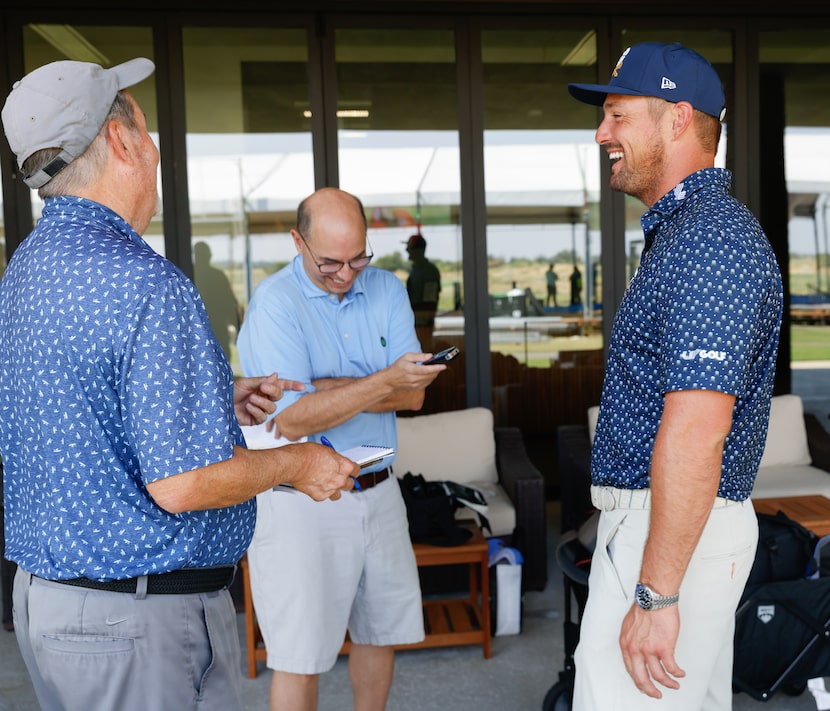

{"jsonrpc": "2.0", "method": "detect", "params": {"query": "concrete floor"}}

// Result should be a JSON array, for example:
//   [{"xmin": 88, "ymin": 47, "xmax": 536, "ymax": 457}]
[{"xmin": 1, "ymin": 367, "xmax": 828, "ymax": 711}]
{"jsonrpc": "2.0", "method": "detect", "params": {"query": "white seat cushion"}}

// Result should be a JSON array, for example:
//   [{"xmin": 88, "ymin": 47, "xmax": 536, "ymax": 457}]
[
  {"xmin": 395, "ymin": 407, "xmax": 498, "ymax": 486},
  {"xmin": 759, "ymin": 394, "xmax": 812, "ymax": 469},
  {"xmin": 453, "ymin": 480, "xmax": 516, "ymax": 537},
  {"xmin": 752, "ymin": 465, "xmax": 830, "ymax": 500}
]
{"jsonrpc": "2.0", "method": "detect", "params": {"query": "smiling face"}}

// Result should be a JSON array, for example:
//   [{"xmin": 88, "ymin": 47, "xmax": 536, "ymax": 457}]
[
  {"xmin": 595, "ymin": 94, "xmax": 671, "ymax": 207},
  {"xmin": 292, "ymin": 189, "xmax": 370, "ymax": 300}
]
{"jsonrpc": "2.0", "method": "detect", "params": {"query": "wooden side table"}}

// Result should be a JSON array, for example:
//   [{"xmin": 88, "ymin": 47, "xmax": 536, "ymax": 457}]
[
  {"xmin": 753, "ymin": 494, "xmax": 830, "ymax": 537},
  {"xmin": 241, "ymin": 524, "xmax": 492, "ymax": 678},
  {"xmin": 240, "ymin": 555, "xmax": 267, "ymax": 679},
  {"xmin": 395, "ymin": 523, "xmax": 492, "ymax": 659},
  {"xmin": 340, "ymin": 524, "xmax": 492, "ymax": 659}
]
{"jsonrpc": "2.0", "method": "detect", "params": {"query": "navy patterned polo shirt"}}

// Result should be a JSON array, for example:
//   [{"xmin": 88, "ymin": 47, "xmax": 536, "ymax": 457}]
[
  {"xmin": 0, "ymin": 196, "xmax": 253, "ymax": 580},
  {"xmin": 591, "ymin": 168, "xmax": 783, "ymax": 501}
]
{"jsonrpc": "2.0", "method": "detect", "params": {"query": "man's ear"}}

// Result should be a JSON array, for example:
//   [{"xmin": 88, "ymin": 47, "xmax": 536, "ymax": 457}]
[
  {"xmin": 105, "ymin": 119, "xmax": 133, "ymax": 163},
  {"xmin": 290, "ymin": 229, "xmax": 303, "ymax": 253},
  {"xmin": 670, "ymin": 102, "xmax": 695, "ymax": 137}
]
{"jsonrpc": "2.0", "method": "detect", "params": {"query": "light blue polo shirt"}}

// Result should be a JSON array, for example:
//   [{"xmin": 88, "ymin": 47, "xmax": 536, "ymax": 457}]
[
  {"xmin": 0, "ymin": 196, "xmax": 253, "ymax": 581},
  {"xmin": 591, "ymin": 169, "xmax": 783, "ymax": 501},
  {"xmin": 237, "ymin": 256, "xmax": 419, "ymax": 468}
]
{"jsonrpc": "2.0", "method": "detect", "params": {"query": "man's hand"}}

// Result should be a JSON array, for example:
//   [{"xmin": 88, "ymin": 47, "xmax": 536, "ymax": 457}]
[
  {"xmin": 385, "ymin": 352, "xmax": 446, "ymax": 390},
  {"xmin": 619, "ymin": 604, "xmax": 685, "ymax": 698},
  {"xmin": 233, "ymin": 373, "xmax": 304, "ymax": 426},
  {"xmin": 283, "ymin": 442, "xmax": 360, "ymax": 501}
]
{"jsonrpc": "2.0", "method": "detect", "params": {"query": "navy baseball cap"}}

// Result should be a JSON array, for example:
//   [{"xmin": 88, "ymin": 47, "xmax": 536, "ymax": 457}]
[{"xmin": 568, "ymin": 42, "xmax": 726, "ymax": 121}]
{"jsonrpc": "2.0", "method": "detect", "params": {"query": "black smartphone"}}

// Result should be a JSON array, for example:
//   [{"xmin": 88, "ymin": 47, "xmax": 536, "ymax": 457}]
[{"xmin": 422, "ymin": 346, "xmax": 460, "ymax": 365}]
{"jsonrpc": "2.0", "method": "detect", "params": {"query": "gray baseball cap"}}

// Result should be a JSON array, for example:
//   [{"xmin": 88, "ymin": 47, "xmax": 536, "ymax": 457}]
[{"xmin": 1, "ymin": 57, "xmax": 155, "ymax": 189}]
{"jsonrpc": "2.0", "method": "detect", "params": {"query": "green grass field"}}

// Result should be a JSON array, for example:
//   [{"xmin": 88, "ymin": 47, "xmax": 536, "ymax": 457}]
[
  {"xmin": 491, "ymin": 325, "xmax": 829, "ymax": 368},
  {"xmin": 791, "ymin": 325, "xmax": 830, "ymax": 362}
]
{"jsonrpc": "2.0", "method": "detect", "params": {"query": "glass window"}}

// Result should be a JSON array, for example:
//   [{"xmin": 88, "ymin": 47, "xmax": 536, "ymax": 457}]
[
  {"xmin": 335, "ymin": 28, "xmax": 463, "ymax": 412},
  {"xmin": 21, "ymin": 25, "xmax": 159, "ymax": 249},
  {"xmin": 760, "ymin": 29, "xmax": 830, "ymax": 416},
  {"xmin": 183, "ymin": 27, "xmax": 313, "ymax": 369},
  {"xmin": 481, "ymin": 29, "xmax": 604, "ymax": 437}
]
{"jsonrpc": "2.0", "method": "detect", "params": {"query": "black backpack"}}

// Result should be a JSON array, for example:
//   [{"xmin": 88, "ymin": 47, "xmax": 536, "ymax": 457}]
[{"xmin": 747, "ymin": 511, "xmax": 818, "ymax": 586}]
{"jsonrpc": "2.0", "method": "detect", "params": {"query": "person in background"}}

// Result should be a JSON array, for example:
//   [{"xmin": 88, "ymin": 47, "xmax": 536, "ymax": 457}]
[
  {"xmin": 237, "ymin": 187, "xmax": 445, "ymax": 711},
  {"xmin": 569, "ymin": 264, "xmax": 582, "ymax": 306},
  {"xmin": 567, "ymin": 41, "xmax": 782, "ymax": 710},
  {"xmin": 545, "ymin": 263, "xmax": 559, "ymax": 308},
  {"xmin": 404, "ymin": 232, "xmax": 442, "ymax": 349},
  {"xmin": 0, "ymin": 58, "xmax": 356, "ymax": 711},
  {"xmin": 194, "ymin": 240, "xmax": 243, "ymax": 360}
]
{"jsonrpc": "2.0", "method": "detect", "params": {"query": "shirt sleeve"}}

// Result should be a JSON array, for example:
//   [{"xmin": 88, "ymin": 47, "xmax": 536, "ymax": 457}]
[
  {"xmin": 122, "ymin": 277, "xmax": 239, "ymax": 484},
  {"xmin": 383, "ymin": 274, "xmax": 421, "ymax": 358},
  {"xmin": 237, "ymin": 277, "xmax": 315, "ymax": 415},
  {"xmin": 660, "ymin": 229, "xmax": 767, "ymax": 398}
]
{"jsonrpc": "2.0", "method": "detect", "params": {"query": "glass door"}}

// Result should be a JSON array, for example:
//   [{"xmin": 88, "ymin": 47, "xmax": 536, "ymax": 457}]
[
  {"xmin": 760, "ymin": 29, "xmax": 830, "ymax": 417},
  {"xmin": 334, "ymin": 27, "xmax": 464, "ymax": 412},
  {"xmin": 182, "ymin": 26, "xmax": 314, "ymax": 368},
  {"xmin": 481, "ymin": 28, "xmax": 603, "ymax": 441}
]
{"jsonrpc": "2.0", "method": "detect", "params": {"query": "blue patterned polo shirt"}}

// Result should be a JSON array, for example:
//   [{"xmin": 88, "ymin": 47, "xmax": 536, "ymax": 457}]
[
  {"xmin": 591, "ymin": 168, "xmax": 783, "ymax": 501},
  {"xmin": 0, "ymin": 196, "xmax": 253, "ymax": 580}
]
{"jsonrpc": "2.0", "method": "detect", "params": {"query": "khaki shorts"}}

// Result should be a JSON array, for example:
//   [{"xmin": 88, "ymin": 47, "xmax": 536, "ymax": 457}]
[{"xmin": 247, "ymin": 476, "xmax": 424, "ymax": 674}]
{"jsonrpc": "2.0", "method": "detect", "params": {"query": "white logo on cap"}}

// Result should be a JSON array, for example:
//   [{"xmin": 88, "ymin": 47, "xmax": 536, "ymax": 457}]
[
  {"xmin": 612, "ymin": 47, "xmax": 631, "ymax": 78},
  {"xmin": 661, "ymin": 77, "xmax": 677, "ymax": 90}
]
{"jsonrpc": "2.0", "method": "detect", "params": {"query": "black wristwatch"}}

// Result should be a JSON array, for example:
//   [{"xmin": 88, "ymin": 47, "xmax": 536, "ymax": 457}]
[{"xmin": 634, "ymin": 583, "xmax": 679, "ymax": 611}]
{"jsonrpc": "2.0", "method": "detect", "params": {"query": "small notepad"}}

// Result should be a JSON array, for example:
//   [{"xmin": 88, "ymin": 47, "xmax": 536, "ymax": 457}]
[{"xmin": 340, "ymin": 445, "xmax": 395, "ymax": 468}]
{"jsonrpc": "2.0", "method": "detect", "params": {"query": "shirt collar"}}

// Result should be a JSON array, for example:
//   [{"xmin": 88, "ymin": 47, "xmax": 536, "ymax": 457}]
[
  {"xmin": 640, "ymin": 167, "xmax": 732, "ymax": 249},
  {"xmin": 42, "ymin": 195, "xmax": 147, "ymax": 249}
]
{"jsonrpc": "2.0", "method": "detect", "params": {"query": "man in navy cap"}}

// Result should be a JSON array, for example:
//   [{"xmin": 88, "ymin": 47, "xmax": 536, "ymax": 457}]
[
  {"xmin": 404, "ymin": 233, "xmax": 442, "ymax": 349},
  {"xmin": 568, "ymin": 42, "xmax": 782, "ymax": 709},
  {"xmin": 0, "ymin": 58, "xmax": 356, "ymax": 710}
]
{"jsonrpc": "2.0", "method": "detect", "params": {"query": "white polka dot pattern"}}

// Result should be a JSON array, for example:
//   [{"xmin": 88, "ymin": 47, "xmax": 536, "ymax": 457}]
[
  {"xmin": 591, "ymin": 169, "xmax": 783, "ymax": 501},
  {"xmin": 0, "ymin": 196, "xmax": 252, "ymax": 580}
]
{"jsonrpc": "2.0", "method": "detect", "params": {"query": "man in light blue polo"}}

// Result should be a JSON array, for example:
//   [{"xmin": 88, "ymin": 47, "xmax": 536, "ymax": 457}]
[
  {"xmin": 238, "ymin": 187, "xmax": 445, "ymax": 711},
  {"xmin": 568, "ymin": 42, "xmax": 782, "ymax": 709}
]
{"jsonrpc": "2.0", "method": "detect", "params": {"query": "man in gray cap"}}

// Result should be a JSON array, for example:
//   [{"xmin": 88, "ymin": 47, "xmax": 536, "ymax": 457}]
[
  {"xmin": 0, "ymin": 58, "xmax": 357, "ymax": 710},
  {"xmin": 567, "ymin": 42, "xmax": 782, "ymax": 710}
]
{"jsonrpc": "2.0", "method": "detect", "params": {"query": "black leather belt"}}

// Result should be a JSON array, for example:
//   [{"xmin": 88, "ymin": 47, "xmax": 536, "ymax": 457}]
[
  {"xmin": 46, "ymin": 565, "xmax": 236, "ymax": 595},
  {"xmin": 352, "ymin": 467, "xmax": 391, "ymax": 492}
]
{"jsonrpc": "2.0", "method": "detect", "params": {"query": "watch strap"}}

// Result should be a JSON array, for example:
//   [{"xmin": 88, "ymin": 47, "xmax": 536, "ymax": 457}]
[{"xmin": 635, "ymin": 582, "xmax": 679, "ymax": 610}]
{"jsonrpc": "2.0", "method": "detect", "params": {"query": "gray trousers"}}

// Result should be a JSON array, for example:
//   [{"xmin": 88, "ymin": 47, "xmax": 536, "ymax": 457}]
[{"xmin": 13, "ymin": 568, "xmax": 243, "ymax": 711}]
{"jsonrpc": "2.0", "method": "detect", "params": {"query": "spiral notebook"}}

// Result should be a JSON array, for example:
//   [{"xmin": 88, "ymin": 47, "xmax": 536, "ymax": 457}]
[{"xmin": 341, "ymin": 444, "xmax": 395, "ymax": 469}]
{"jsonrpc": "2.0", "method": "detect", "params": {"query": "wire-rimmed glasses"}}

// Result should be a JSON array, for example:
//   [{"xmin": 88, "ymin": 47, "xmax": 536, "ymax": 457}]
[{"xmin": 297, "ymin": 231, "xmax": 373, "ymax": 274}]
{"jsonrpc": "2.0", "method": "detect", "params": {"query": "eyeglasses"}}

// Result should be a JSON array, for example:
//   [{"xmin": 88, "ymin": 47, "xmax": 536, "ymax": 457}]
[{"xmin": 298, "ymin": 231, "xmax": 373, "ymax": 275}]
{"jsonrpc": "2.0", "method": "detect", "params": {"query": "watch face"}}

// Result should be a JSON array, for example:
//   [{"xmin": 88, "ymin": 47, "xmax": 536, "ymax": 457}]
[{"xmin": 635, "ymin": 584, "xmax": 653, "ymax": 610}]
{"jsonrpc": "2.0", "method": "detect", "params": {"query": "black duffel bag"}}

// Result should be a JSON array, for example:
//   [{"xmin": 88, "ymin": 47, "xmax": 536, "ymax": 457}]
[{"xmin": 747, "ymin": 510, "xmax": 818, "ymax": 586}]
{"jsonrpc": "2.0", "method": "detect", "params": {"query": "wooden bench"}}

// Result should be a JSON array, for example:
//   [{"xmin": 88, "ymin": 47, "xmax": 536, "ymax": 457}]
[{"xmin": 241, "ymin": 523, "xmax": 491, "ymax": 679}]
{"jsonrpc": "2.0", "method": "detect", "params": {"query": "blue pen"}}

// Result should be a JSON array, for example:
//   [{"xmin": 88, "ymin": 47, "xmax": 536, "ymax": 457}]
[{"xmin": 320, "ymin": 436, "xmax": 362, "ymax": 491}]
